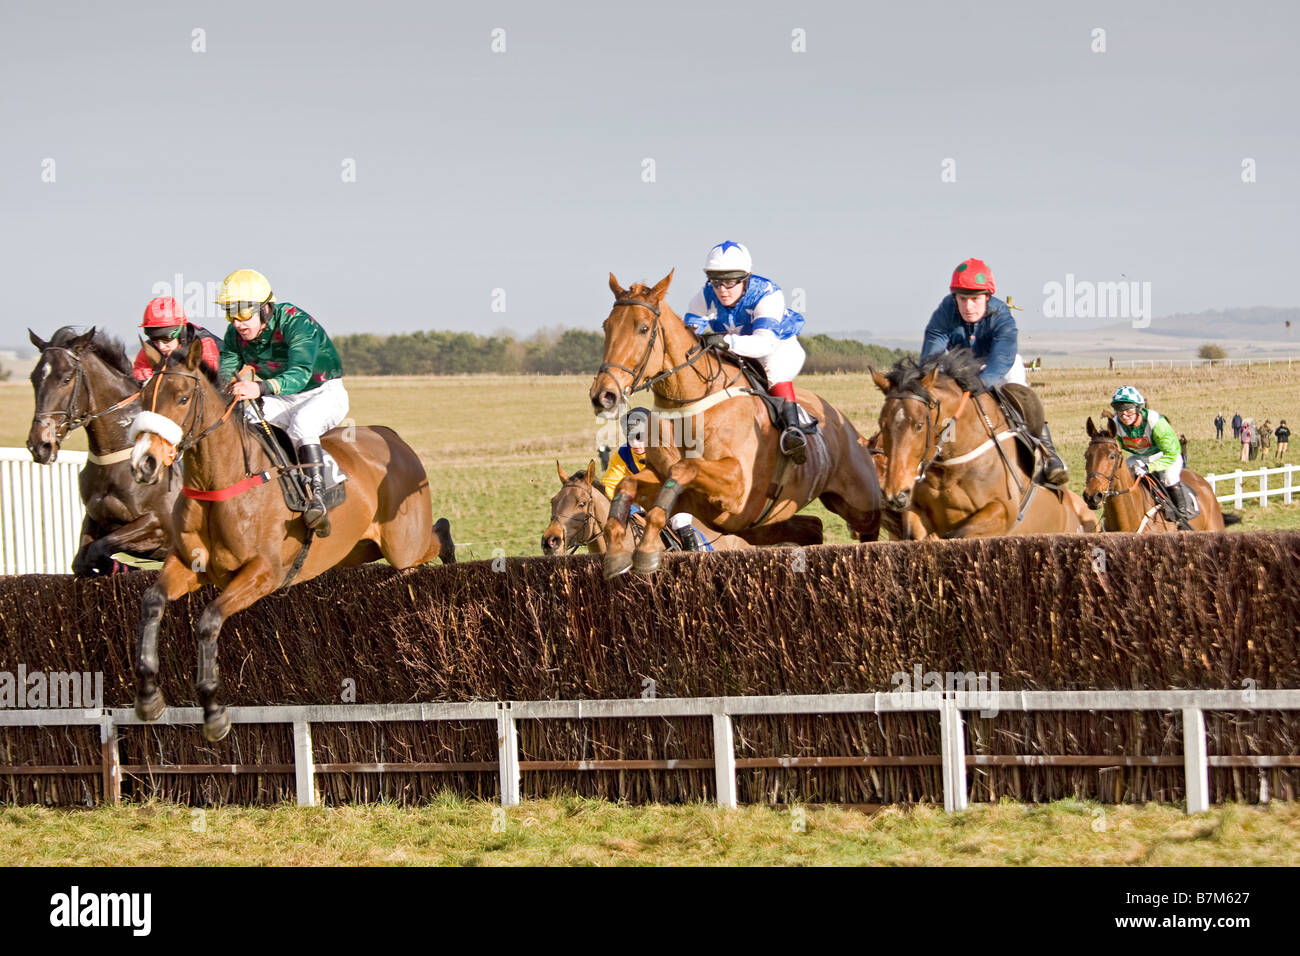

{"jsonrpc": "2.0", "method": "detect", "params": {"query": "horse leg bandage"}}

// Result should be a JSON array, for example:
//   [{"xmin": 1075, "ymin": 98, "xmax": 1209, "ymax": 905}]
[
  {"xmin": 609, "ymin": 492, "xmax": 633, "ymax": 526},
  {"xmin": 653, "ymin": 478, "xmax": 682, "ymax": 516}
]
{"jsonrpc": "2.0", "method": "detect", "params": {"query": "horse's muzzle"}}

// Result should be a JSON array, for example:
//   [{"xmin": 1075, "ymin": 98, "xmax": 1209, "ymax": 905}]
[
  {"xmin": 541, "ymin": 524, "xmax": 564, "ymax": 555},
  {"xmin": 885, "ymin": 490, "xmax": 912, "ymax": 512},
  {"xmin": 1083, "ymin": 492, "xmax": 1101, "ymax": 510},
  {"xmin": 27, "ymin": 439, "xmax": 55, "ymax": 464}
]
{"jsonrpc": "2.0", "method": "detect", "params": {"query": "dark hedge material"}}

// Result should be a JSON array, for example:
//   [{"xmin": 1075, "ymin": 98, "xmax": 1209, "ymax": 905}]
[{"xmin": 1, "ymin": 531, "xmax": 1296, "ymax": 806}]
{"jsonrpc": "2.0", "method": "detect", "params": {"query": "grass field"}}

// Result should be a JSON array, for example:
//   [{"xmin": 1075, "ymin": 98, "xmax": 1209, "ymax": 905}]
[
  {"xmin": 5, "ymin": 363, "xmax": 1300, "ymax": 558},
  {"xmin": 2, "ymin": 797, "xmax": 1296, "ymax": 866}
]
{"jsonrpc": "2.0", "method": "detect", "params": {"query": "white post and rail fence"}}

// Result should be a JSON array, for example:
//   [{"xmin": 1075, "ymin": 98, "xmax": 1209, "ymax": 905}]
[
  {"xmin": 1205, "ymin": 463, "xmax": 1300, "ymax": 510},
  {"xmin": 0, "ymin": 448, "xmax": 87, "ymax": 575},
  {"xmin": 1, "ymin": 690, "xmax": 1295, "ymax": 815}
]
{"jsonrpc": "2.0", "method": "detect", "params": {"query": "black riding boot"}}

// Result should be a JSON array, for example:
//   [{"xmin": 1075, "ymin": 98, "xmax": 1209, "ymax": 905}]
[
  {"xmin": 1039, "ymin": 424, "xmax": 1069, "ymax": 486},
  {"xmin": 297, "ymin": 444, "xmax": 331, "ymax": 537},
  {"xmin": 1165, "ymin": 482, "xmax": 1195, "ymax": 528},
  {"xmin": 671, "ymin": 518, "xmax": 706, "ymax": 552},
  {"xmin": 780, "ymin": 400, "xmax": 808, "ymax": 465}
]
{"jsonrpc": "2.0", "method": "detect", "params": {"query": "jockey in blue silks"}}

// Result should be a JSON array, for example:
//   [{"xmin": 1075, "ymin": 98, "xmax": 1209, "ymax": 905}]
[{"xmin": 682, "ymin": 241, "xmax": 812, "ymax": 463}]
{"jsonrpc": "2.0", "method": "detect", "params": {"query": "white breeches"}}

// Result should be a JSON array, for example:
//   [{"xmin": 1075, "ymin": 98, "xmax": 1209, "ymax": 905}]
[
  {"xmin": 247, "ymin": 379, "xmax": 350, "ymax": 448},
  {"xmin": 1128, "ymin": 454, "xmax": 1183, "ymax": 485},
  {"xmin": 758, "ymin": 336, "xmax": 806, "ymax": 384},
  {"xmin": 991, "ymin": 353, "xmax": 1028, "ymax": 387}
]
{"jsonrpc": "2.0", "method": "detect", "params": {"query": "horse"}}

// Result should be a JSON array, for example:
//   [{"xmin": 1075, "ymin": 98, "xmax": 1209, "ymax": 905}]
[
  {"xmin": 127, "ymin": 338, "xmax": 455, "ymax": 741},
  {"xmin": 588, "ymin": 271, "xmax": 879, "ymax": 578},
  {"xmin": 1083, "ymin": 416, "xmax": 1235, "ymax": 532},
  {"xmin": 541, "ymin": 460, "xmax": 760, "ymax": 555},
  {"xmin": 26, "ymin": 327, "xmax": 175, "ymax": 575},
  {"xmin": 871, "ymin": 351, "xmax": 1096, "ymax": 539}
]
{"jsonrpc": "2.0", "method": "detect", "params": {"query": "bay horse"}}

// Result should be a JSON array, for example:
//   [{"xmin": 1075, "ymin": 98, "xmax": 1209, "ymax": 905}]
[
  {"xmin": 128, "ymin": 338, "xmax": 455, "ymax": 741},
  {"xmin": 872, "ymin": 351, "xmax": 1096, "ymax": 539},
  {"xmin": 1083, "ymin": 416, "xmax": 1234, "ymax": 532},
  {"xmin": 541, "ymin": 460, "xmax": 761, "ymax": 555},
  {"xmin": 589, "ymin": 271, "xmax": 879, "ymax": 578},
  {"xmin": 26, "ymin": 327, "xmax": 174, "ymax": 575}
]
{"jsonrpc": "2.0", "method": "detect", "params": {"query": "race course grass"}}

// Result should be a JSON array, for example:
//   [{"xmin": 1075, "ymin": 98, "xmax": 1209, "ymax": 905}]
[
  {"xmin": 3, "ymin": 797, "xmax": 1297, "ymax": 866},
  {"xmin": 4, "ymin": 363, "xmax": 1300, "ymax": 558}
]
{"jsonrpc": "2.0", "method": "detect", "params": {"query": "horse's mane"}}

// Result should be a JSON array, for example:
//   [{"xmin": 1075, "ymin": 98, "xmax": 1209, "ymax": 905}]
[
  {"xmin": 883, "ymin": 347, "xmax": 987, "ymax": 399},
  {"xmin": 161, "ymin": 346, "xmax": 223, "ymax": 388},
  {"xmin": 46, "ymin": 326, "xmax": 133, "ymax": 377}
]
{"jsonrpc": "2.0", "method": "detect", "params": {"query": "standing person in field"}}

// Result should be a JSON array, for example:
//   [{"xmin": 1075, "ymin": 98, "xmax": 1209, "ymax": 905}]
[
  {"xmin": 1239, "ymin": 417, "xmax": 1253, "ymax": 463},
  {"xmin": 1259, "ymin": 420, "xmax": 1272, "ymax": 455},
  {"xmin": 1275, "ymin": 420, "xmax": 1290, "ymax": 460},
  {"xmin": 1109, "ymin": 386, "xmax": 1196, "ymax": 523},
  {"xmin": 216, "ymin": 269, "xmax": 347, "ymax": 537},
  {"xmin": 919, "ymin": 257, "xmax": 1068, "ymax": 485},
  {"xmin": 682, "ymin": 241, "xmax": 811, "ymax": 464},
  {"xmin": 1232, "ymin": 411, "xmax": 1242, "ymax": 439},
  {"xmin": 133, "ymin": 296, "xmax": 222, "ymax": 383},
  {"xmin": 1214, "ymin": 411, "xmax": 1225, "ymax": 440}
]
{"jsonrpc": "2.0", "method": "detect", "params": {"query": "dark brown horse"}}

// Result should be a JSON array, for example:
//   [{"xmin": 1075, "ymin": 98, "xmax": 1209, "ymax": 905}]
[
  {"xmin": 26, "ymin": 327, "xmax": 174, "ymax": 575},
  {"xmin": 128, "ymin": 339, "xmax": 455, "ymax": 741},
  {"xmin": 1083, "ymin": 416, "xmax": 1233, "ymax": 532},
  {"xmin": 541, "ymin": 460, "xmax": 755, "ymax": 555},
  {"xmin": 872, "ymin": 351, "xmax": 1095, "ymax": 538},
  {"xmin": 589, "ymin": 271, "xmax": 876, "ymax": 578}
]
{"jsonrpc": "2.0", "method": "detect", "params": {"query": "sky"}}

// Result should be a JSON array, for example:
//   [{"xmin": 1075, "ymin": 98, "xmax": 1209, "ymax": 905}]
[{"xmin": 1, "ymin": 0, "xmax": 1297, "ymax": 350}]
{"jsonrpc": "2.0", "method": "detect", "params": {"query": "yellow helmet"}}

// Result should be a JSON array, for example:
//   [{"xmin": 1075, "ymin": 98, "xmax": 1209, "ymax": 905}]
[{"xmin": 216, "ymin": 269, "xmax": 273, "ymax": 308}]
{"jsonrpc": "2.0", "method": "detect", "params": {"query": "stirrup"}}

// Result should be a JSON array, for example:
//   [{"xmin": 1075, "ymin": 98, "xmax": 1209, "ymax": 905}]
[
  {"xmin": 303, "ymin": 480, "xmax": 331, "ymax": 537},
  {"xmin": 780, "ymin": 427, "xmax": 808, "ymax": 464},
  {"xmin": 1044, "ymin": 457, "xmax": 1069, "ymax": 486}
]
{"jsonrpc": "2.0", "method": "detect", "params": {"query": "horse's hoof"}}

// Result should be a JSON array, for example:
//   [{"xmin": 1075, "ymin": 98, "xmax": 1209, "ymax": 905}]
[
  {"xmin": 202, "ymin": 710, "xmax": 231, "ymax": 742},
  {"xmin": 632, "ymin": 549, "xmax": 661, "ymax": 575},
  {"xmin": 134, "ymin": 690, "xmax": 166, "ymax": 723},
  {"xmin": 604, "ymin": 553, "xmax": 633, "ymax": 579}
]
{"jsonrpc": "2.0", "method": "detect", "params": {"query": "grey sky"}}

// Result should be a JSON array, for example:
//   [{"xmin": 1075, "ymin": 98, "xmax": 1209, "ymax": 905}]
[{"xmin": 2, "ymin": 0, "xmax": 1296, "ymax": 350}]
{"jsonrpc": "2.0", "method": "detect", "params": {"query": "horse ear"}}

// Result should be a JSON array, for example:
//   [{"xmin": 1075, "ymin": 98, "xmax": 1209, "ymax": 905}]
[
  {"xmin": 870, "ymin": 368, "xmax": 891, "ymax": 394},
  {"xmin": 920, "ymin": 368, "xmax": 940, "ymax": 392},
  {"xmin": 1086, "ymin": 416, "xmax": 1096, "ymax": 437},
  {"xmin": 70, "ymin": 327, "xmax": 96, "ymax": 352},
  {"xmin": 609, "ymin": 273, "xmax": 626, "ymax": 298},
  {"xmin": 556, "ymin": 459, "xmax": 569, "ymax": 483},
  {"xmin": 28, "ymin": 329, "xmax": 48, "ymax": 351},
  {"xmin": 585, "ymin": 459, "xmax": 597, "ymax": 485},
  {"xmin": 184, "ymin": 336, "xmax": 205, "ymax": 370},
  {"xmin": 649, "ymin": 269, "xmax": 674, "ymax": 300},
  {"xmin": 141, "ymin": 337, "xmax": 163, "ymax": 368}
]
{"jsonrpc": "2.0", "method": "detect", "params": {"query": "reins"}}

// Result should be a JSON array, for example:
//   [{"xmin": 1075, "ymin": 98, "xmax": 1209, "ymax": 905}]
[
  {"xmin": 31, "ymin": 346, "xmax": 141, "ymax": 448},
  {"xmin": 599, "ymin": 298, "xmax": 739, "ymax": 405}
]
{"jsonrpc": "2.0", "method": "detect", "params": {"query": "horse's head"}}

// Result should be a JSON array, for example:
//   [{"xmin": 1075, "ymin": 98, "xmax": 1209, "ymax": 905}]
[
  {"xmin": 130, "ymin": 338, "xmax": 217, "ymax": 484},
  {"xmin": 872, "ymin": 360, "xmax": 958, "ymax": 511},
  {"xmin": 1083, "ymin": 415, "xmax": 1126, "ymax": 509},
  {"xmin": 589, "ymin": 270, "xmax": 674, "ymax": 414},
  {"xmin": 27, "ymin": 327, "xmax": 124, "ymax": 463},
  {"xmin": 542, "ymin": 459, "xmax": 602, "ymax": 555}
]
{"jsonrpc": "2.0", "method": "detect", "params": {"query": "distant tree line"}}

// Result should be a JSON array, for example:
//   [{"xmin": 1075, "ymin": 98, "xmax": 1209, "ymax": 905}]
[{"xmin": 333, "ymin": 327, "xmax": 916, "ymax": 376}]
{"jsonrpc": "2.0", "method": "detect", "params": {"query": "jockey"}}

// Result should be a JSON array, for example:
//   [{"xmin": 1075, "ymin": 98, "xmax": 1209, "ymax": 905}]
[
  {"xmin": 1110, "ymin": 385, "xmax": 1194, "ymax": 523},
  {"xmin": 920, "ymin": 258, "xmax": 1068, "ymax": 485},
  {"xmin": 216, "ymin": 269, "xmax": 348, "ymax": 537},
  {"xmin": 601, "ymin": 407, "xmax": 710, "ymax": 551},
  {"xmin": 133, "ymin": 296, "xmax": 222, "ymax": 383},
  {"xmin": 683, "ymin": 241, "xmax": 811, "ymax": 464}
]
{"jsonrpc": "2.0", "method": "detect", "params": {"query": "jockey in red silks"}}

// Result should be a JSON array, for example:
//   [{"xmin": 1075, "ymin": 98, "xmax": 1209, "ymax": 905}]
[{"xmin": 133, "ymin": 296, "xmax": 222, "ymax": 383}]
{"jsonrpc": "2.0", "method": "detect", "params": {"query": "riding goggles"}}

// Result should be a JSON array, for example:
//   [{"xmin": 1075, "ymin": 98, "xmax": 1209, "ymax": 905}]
[
  {"xmin": 708, "ymin": 277, "xmax": 746, "ymax": 290},
  {"xmin": 224, "ymin": 300, "xmax": 268, "ymax": 321},
  {"xmin": 145, "ymin": 326, "xmax": 185, "ymax": 342}
]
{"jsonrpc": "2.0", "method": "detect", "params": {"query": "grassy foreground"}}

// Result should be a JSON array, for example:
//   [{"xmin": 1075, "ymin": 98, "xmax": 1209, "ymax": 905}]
[{"xmin": 2, "ymin": 797, "xmax": 1295, "ymax": 866}]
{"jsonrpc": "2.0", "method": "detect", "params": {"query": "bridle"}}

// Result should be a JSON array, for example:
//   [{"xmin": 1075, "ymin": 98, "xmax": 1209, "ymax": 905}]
[
  {"xmin": 1085, "ymin": 435, "xmax": 1131, "ymax": 505},
  {"xmin": 550, "ymin": 485, "xmax": 603, "ymax": 554},
  {"xmin": 597, "ymin": 298, "xmax": 736, "ymax": 404},
  {"xmin": 885, "ymin": 387, "xmax": 972, "ymax": 484},
  {"xmin": 31, "ymin": 347, "xmax": 140, "ymax": 442},
  {"xmin": 140, "ymin": 367, "xmax": 243, "ymax": 467}
]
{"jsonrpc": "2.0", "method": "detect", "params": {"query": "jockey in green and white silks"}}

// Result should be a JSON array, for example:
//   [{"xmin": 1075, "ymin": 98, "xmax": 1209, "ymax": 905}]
[{"xmin": 1110, "ymin": 385, "xmax": 1193, "ymax": 520}]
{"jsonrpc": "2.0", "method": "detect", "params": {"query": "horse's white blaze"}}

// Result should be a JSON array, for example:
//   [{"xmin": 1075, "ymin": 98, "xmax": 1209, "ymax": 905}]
[{"xmin": 892, "ymin": 407, "xmax": 906, "ymax": 425}]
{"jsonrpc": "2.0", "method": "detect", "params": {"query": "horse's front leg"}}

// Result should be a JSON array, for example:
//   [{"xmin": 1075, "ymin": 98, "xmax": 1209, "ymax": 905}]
[
  {"xmin": 194, "ymin": 557, "xmax": 278, "ymax": 742},
  {"xmin": 83, "ymin": 513, "xmax": 167, "ymax": 575},
  {"xmin": 603, "ymin": 472, "xmax": 666, "ymax": 578},
  {"xmin": 941, "ymin": 500, "xmax": 1013, "ymax": 539},
  {"xmin": 134, "ymin": 553, "xmax": 202, "ymax": 721},
  {"xmin": 633, "ymin": 457, "xmax": 744, "ymax": 575}
]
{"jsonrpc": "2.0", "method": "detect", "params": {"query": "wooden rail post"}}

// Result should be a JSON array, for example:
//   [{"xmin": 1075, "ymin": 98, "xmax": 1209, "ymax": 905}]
[
  {"xmin": 497, "ymin": 703, "xmax": 520, "ymax": 807},
  {"xmin": 712, "ymin": 712, "xmax": 738, "ymax": 809},
  {"xmin": 1182, "ymin": 707, "xmax": 1209, "ymax": 814},
  {"xmin": 293, "ymin": 721, "xmax": 316, "ymax": 807},
  {"xmin": 940, "ymin": 700, "xmax": 968, "ymax": 812},
  {"xmin": 99, "ymin": 716, "xmax": 120, "ymax": 805}
]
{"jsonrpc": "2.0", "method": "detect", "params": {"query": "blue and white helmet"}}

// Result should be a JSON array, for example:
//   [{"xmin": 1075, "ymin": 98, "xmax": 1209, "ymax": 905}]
[{"xmin": 704, "ymin": 241, "xmax": 752, "ymax": 279}]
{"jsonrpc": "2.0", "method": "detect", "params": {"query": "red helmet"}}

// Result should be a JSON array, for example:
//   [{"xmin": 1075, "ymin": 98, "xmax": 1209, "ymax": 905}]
[
  {"xmin": 141, "ymin": 296, "xmax": 187, "ymax": 328},
  {"xmin": 950, "ymin": 258, "xmax": 995, "ymax": 294}
]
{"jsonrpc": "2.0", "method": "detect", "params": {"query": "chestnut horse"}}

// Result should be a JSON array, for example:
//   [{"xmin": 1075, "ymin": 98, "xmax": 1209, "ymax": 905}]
[
  {"xmin": 589, "ymin": 271, "xmax": 879, "ymax": 578},
  {"xmin": 872, "ymin": 351, "xmax": 1095, "ymax": 538},
  {"xmin": 1083, "ymin": 416, "xmax": 1234, "ymax": 532},
  {"xmin": 128, "ymin": 339, "xmax": 455, "ymax": 741},
  {"xmin": 541, "ymin": 460, "xmax": 762, "ymax": 555},
  {"xmin": 26, "ymin": 327, "xmax": 174, "ymax": 575}
]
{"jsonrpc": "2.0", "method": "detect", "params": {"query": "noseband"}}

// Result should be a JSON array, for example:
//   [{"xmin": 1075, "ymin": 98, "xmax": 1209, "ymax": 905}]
[{"xmin": 31, "ymin": 347, "xmax": 140, "ymax": 440}]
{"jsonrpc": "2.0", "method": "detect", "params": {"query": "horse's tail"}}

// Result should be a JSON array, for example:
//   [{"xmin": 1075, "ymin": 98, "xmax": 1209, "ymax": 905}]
[
  {"xmin": 432, "ymin": 517, "xmax": 456, "ymax": 563},
  {"xmin": 1222, "ymin": 511, "xmax": 1244, "ymax": 526}
]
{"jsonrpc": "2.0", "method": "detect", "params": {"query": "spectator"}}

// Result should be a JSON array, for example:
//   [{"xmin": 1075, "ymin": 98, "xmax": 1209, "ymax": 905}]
[
  {"xmin": 1214, "ymin": 412, "xmax": 1225, "ymax": 440},
  {"xmin": 1260, "ymin": 420, "xmax": 1273, "ymax": 456},
  {"xmin": 1240, "ymin": 418, "xmax": 1253, "ymax": 462},
  {"xmin": 1179, "ymin": 434, "xmax": 1190, "ymax": 468},
  {"xmin": 595, "ymin": 415, "xmax": 620, "ymax": 472},
  {"xmin": 1276, "ymin": 420, "xmax": 1291, "ymax": 461},
  {"xmin": 1232, "ymin": 411, "xmax": 1243, "ymax": 439}
]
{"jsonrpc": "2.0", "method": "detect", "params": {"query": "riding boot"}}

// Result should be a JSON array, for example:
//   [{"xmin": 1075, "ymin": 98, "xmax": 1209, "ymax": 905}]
[
  {"xmin": 297, "ymin": 444, "xmax": 332, "ymax": 537},
  {"xmin": 1165, "ymin": 482, "xmax": 1195, "ymax": 528},
  {"xmin": 1039, "ymin": 424, "xmax": 1069, "ymax": 486},
  {"xmin": 779, "ymin": 400, "xmax": 808, "ymax": 465},
  {"xmin": 669, "ymin": 514, "xmax": 705, "ymax": 552}
]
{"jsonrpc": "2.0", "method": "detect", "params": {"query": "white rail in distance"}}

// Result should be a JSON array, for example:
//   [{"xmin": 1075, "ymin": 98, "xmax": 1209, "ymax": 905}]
[
  {"xmin": 1205, "ymin": 464, "xmax": 1299, "ymax": 508},
  {"xmin": 0, "ymin": 448, "xmax": 87, "ymax": 575}
]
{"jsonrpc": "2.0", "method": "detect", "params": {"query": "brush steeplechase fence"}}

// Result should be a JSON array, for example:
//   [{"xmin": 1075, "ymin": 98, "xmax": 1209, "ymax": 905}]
[
  {"xmin": 1, "ymin": 532, "xmax": 1297, "ymax": 808},
  {"xmin": 2, "ymin": 689, "xmax": 1297, "ymax": 814}
]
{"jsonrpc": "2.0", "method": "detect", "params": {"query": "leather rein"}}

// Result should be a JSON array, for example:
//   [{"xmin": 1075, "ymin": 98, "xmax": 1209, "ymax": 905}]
[
  {"xmin": 31, "ymin": 346, "xmax": 141, "ymax": 445},
  {"xmin": 597, "ymin": 298, "xmax": 740, "ymax": 405}
]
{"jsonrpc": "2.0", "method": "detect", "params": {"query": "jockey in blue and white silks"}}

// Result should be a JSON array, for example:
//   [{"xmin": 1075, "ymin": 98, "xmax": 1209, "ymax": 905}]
[{"xmin": 683, "ymin": 241, "xmax": 812, "ymax": 462}]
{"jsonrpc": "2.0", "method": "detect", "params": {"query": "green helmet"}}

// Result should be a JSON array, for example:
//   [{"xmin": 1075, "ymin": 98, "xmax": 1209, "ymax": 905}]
[{"xmin": 1111, "ymin": 385, "xmax": 1145, "ymax": 409}]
